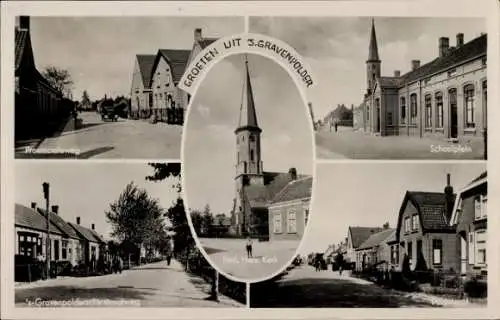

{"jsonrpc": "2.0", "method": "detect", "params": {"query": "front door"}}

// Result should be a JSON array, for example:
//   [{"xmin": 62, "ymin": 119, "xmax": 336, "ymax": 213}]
[
  {"xmin": 460, "ymin": 235, "xmax": 467, "ymax": 275},
  {"xmin": 376, "ymin": 107, "xmax": 381, "ymax": 132},
  {"xmin": 449, "ymin": 89, "xmax": 458, "ymax": 138}
]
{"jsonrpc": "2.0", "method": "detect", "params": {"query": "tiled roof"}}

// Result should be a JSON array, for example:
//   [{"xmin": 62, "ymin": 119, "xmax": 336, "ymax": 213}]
[
  {"xmin": 15, "ymin": 204, "xmax": 64, "ymax": 235},
  {"xmin": 37, "ymin": 209, "xmax": 81, "ymax": 240},
  {"xmin": 400, "ymin": 34, "xmax": 487, "ymax": 85},
  {"xmin": 154, "ymin": 49, "xmax": 191, "ymax": 85},
  {"xmin": 69, "ymin": 223, "xmax": 101, "ymax": 243},
  {"xmin": 15, "ymin": 29, "xmax": 28, "ymax": 71},
  {"xmin": 358, "ymin": 228, "xmax": 395, "ymax": 250},
  {"xmin": 407, "ymin": 191, "xmax": 456, "ymax": 231},
  {"xmin": 89, "ymin": 229, "xmax": 106, "ymax": 243},
  {"xmin": 271, "ymin": 176, "xmax": 313, "ymax": 204},
  {"xmin": 349, "ymin": 226, "xmax": 384, "ymax": 248},
  {"xmin": 244, "ymin": 172, "xmax": 307, "ymax": 208},
  {"xmin": 136, "ymin": 54, "xmax": 156, "ymax": 89},
  {"xmin": 199, "ymin": 38, "xmax": 218, "ymax": 49}
]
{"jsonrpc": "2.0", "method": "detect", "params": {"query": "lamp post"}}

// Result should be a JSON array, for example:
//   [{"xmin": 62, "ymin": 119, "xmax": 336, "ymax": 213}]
[{"xmin": 42, "ymin": 182, "xmax": 50, "ymax": 279}]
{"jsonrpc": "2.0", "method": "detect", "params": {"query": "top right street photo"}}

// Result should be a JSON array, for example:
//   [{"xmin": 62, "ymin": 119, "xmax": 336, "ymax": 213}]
[{"xmin": 250, "ymin": 17, "xmax": 487, "ymax": 160}]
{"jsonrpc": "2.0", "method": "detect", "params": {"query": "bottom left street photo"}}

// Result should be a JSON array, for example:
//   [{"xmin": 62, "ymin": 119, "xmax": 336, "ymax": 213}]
[{"xmin": 12, "ymin": 161, "xmax": 246, "ymax": 308}]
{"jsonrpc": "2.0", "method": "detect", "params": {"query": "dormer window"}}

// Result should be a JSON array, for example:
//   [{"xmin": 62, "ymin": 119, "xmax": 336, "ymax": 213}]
[
  {"xmin": 249, "ymin": 135, "xmax": 255, "ymax": 142},
  {"xmin": 448, "ymin": 69, "xmax": 457, "ymax": 77}
]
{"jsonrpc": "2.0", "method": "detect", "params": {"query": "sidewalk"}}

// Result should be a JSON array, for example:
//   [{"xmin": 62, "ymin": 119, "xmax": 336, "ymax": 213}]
[{"xmin": 15, "ymin": 116, "xmax": 74, "ymax": 153}]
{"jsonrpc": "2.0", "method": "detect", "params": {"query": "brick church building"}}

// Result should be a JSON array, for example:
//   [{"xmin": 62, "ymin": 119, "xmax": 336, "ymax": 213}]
[
  {"xmin": 229, "ymin": 57, "xmax": 312, "ymax": 240},
  {"xmin": 359, "ymin": 19, "xmax": 487, "ymax": 142}
]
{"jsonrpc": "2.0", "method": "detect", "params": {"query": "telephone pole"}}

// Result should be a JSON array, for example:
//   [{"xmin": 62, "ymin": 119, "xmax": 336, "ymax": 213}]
[{"xmin": 43, "ymin": 182, "xmax": 50, "ymax": 279}]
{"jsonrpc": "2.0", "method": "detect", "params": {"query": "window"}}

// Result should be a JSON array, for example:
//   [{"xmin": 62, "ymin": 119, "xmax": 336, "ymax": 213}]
[
  {"xmin": 249, "ymin": 135, "xmax": 255, "ymax": 142},
  {"xmin": 391, "ymin": 245, "xmax": 399, "ymax": 264},
  {"xmin": 476, "ymin": 230, "xmax": 486, "ymax": 265},
  {"xmin": 18, "ymin": 233, "xmax": 38, "ymax": 257},
  {"xmin": 412, "ymin": 215, "xmax": 419, "ymax": 231},
  {"xmin": 448, "ymin": 68, "xmax": 457, "ymax": 77},
  {"xmin": 469, "ymin": 232, "xmax": 476, "ymax": 264},
  {"xmin": 304, "ymin": 208, "xmax": 309, "ymax": 225},
  {"xmin": 287, "ymin": 208, "xmax": 297, "ymax": 233},
  {"xmin": 432, "ymin": 239, "xmax": 442, "ymax": 265},
  {"xmin": 464, "ymin": 84, "xmax": 475, "ymax": 128},
  {"xmin": 407, "ymin": 241, "xmax": 413, "ymax": 266},
  {"xmin": 62, "ymin": 240, "xmax": 68, "ymax": 260},
  {"xmin": 250, "ymin": 150, "xmax": 254, "ymax": 162},
  {"xmin": 474, "ymin": 195, "xmax": 487, "ymax": 220},
  {"xmin": 400, "ymin": 97, "xmax": 406, "ymax": 124},
  {"xmin": 425, "ymin": 94, "xmax": 432, "ymax": 128},
  {"xmin": 273, "ymin": 213, "xmax": 282, "ymax": 233},
  {"xmin": 366, "ymin": 106, "xmax": 370, "ymax": 121},
  {"xmin": 435, "ymin": 92, "xmax": 444, "ymax": 128},
  {"xmin": 148, "ymin": 92, "xmax": 153, "ymax": 107},
  {"xmin": 53, "ymin": 239, "xmax": 60, "ymax": 261},
  {"xmin": 410, "ymin": 94, "xmax": 418, "ymax": 124},
  {"xmin": 482, "ymin": 57, "xmax": 487, "ymax": 66},
  {"xmin": 15, "ymin": 76, "xmax": 20, "ymax": 94},
  {"xmin": 387, "ymin": 112, "xmax": 393, "ymax": 125},
  {"xmin": 404, "ymin": 217, "xmax": 410, "ymax": 233}
]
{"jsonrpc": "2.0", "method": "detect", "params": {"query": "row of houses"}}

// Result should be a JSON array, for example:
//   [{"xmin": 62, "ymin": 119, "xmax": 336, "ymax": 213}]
[
  {"xmin": 342, "ymin": 171, "xmax": 487, "ymax": 280},
  {"xmin": 129, "ymin": 28, "xmax": 217, "ymax": 122},
  {"xmin": 15, "ymin": 16, "xmax": 75, "ymax": 141},
  {"xmin": 15, "ymin": 202, "xmax": 105, "ymax": 267}
]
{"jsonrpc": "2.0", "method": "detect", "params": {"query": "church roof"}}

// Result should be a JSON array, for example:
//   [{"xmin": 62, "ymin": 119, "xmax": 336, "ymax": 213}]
[
  {"xmin": 136, "ymin": 54, "xmax": 156, "ymax": 89},
  {"xmin": 243, "ymin": 172, "xmax": 308, "ymax": 208},
  {"xmin": 271, "ymin": 176, "xmax": 313, "ymax": 204},
  {"xmin": 367, "ymin": 18, "xmax": 380, "ymax": 62},
  {"xmin": 236, "ymin": 58, "xmax": 260, "ymax": 133}
]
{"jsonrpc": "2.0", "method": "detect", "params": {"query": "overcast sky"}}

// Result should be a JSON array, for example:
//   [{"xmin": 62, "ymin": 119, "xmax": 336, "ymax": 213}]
[
  {"xmin": 249, "ymin": 17, "xmax": 486, "ymax": 120},
  {"xmin": 26, "ymin": 16, "xmax": 244, "ymax": 100},
  {"xmin": 15, "ymin": 162, "xmax": 180, "ymax": 240},
  {"xmin": 298, "ymin": 162, "xmax": 486, "ymax": 255},
  {"xmin": 183, "ymin": 53, "xmax": 314, "ymax": 215}
]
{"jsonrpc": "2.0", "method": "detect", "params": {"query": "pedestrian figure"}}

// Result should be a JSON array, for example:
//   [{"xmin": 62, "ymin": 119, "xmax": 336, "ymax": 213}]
[
  {"xmin": 246, "ymin": 237, "xmax": 253, "ymax": 258},
  {"xmin": 335, "ymin": 122, "xmax": 338, "ymax": 132},
  {"xmin": 166, "ymin": 237, "xmax": 174, "ymax": 266},
  {"xmin": 118, "ymin": 256, "xmax": 123, "ymax": 274}
]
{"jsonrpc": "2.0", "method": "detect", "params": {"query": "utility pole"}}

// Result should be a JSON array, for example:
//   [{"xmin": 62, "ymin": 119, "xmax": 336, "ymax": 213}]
[{"xmin": 42, "ymin": 182, "xmax": 50, "ymax": 279}]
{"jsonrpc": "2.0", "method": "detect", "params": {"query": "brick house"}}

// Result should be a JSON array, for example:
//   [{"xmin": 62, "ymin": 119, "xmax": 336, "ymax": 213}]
[
  {"xmin": 15, "ymin": 16, "xmax": 69, "ymax": 141},
  {"xmin": 355, "ymin": 228, "xmax": 395, "ymax": 271},
  {"xmin": 395, "ymin": 174, "xmax": 458, "ymax": 272},
  {"xmin": 346, "ymin": 226, "xmax": 383, "ymax": 268},
  {"xmin": 360, "ymin": 19, "xmax": 487, "ymax": 141},
  {"xmin": 130, "ymin": 54, "xmax": 156, "ymax": 119},
  {"xmin": 267, "ymin": 177, "xmax": 312, "ymax": 241},
  {"xmin": 36, "ymin": 205, "xmax": 84, "ymax": 266},
  {"xmin": 449, "ymin": 171, "xmax": 487, "ymax": 278}
]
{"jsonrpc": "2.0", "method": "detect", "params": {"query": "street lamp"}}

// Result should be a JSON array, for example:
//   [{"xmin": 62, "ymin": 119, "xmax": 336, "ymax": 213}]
[{"xmin": 42, "ymin": 182, "xmax": 50, "ymax": 279}]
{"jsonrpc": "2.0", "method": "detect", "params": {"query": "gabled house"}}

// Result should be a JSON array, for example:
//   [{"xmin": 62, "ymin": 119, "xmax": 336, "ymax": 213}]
[
  {"xmin": 395, "ymin": 174, "xmax": 457, "ymax": 272},
  {"xmin": 15, "ymin": 203, "xmax": 65, "ymax": 260},
  {"xmin": 450, "ymin": 171, "xmax": 487, "ymax": 278},
  {"xmin": 36, "ymin": 205, "xmax": 84, "ymax": 266},
  {"xmin": 355, "ymin": 228, "xmax": 395, "ymax": 271},
  {"xmin": 268, "ymin": 176, "xmax": 313, "ymax": 241},
  {"xmin": 150, "ymin": 49, "xmax": 191, "ymax": 123},
  {"xmin": 130, "ymin": 54, "xmax": 156, "ymax": 119},
  {"xmin": 68, "ymin": 217, "xmax": 103, "ymax": 265},
  {"xmin": 346, "ymin": 226, "xmax": 383, "ymax": 267}
]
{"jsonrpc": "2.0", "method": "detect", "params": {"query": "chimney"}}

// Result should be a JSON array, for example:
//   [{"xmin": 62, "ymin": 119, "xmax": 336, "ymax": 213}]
[
  {"xmin": 31, "ymin": 202, "xmax": 37, "ymax": 209},
  {"xmin": 456, "ymin": 33, "xmax": 464, "ymax": 47},
  {"xmin": 76, "ymin": 217, "xmax": 81, "ymax": 225},
  {"xmin": 288, "ymin": 168, "xmax": 298, "ymax": 181},
  {"xmin": 444, "ymin": 173, "xmax": 455, "ymax": 222},
  {"xmin": 51, "ymin": 205, "xmax": 59, "ymax": 215},
  {"xmin": 411, "ymin": 60, "xmax": 421, "ymax": 71},
  {"xmin": 19, "ymin": 16, "xmax": 30, "ymax": 30},
  {"xmin": 394, "ymin": 70, "xmax": 401, "ymax": 77},
  {"xmin": 194, "ymin": 28, "xmax": 202, "ymax": 43},
  {"xmin": 91, "ymin": 223, "xmax": 95, "ymax": 230},
  {"xmin": 439, "ymin": 37, "xmax": 450, "ymax": 57}
]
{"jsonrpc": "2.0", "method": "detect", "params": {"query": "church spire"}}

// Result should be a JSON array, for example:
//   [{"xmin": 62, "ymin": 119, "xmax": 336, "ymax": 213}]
[
  {"xmin": 236, "ymin": 55, "xmax": 260, "ymax": 133},
  {"xmin": 367, "ymin": 18, "xmax": 380, "ymax": 62}
]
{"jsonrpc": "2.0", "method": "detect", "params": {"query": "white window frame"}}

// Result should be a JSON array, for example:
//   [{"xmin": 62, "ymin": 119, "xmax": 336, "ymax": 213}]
[
  {"xmin": 412, "ymin": 215, "xmax": 419, "ymax": 231},
  {"xmin": 468, "ymin": 232, "xmax": 476, "ymax": 264},
  {"xmin": 273, "ymin": 212, "xmax": 282, "ymax": 234},
  {"xmin": 475, "ymin": 230, "xmax": 486, "ymax": 266},
  {"xmin": 432, "ymin": 239, "xmax": 442, "ymax": 265},
  {"xmin": 287, "ymin": 208, "xmax": 297, "ymax": 234},
  {"xmin": 475, "ymin": 195, "xmax": 487, "ymax": 220}
]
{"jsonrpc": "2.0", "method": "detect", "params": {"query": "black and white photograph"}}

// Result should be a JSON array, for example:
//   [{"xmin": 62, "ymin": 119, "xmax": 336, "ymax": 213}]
[
  {"xmin": 250, "ymin": 17, "xmax": 488, "ymax": 160},
  {"xmin": 13, "ymin": 162, "xmax": 245, "ymax": 307},
  {"xmin": 250, "ymin": 163, "xmax": 488, "ymax": 308},
  {"xmin": 182, "ymin": 53, "xmax": 314, "ymax": 281},
  {"xmin": 14, "ymin": 16, "xmax": 244, "ymax": 159}
]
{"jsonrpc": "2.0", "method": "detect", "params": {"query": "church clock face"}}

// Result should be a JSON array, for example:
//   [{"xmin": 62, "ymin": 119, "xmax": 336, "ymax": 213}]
[{"xmin": 181, "ymin": 52, "xmax": 314, "ymax": 283}]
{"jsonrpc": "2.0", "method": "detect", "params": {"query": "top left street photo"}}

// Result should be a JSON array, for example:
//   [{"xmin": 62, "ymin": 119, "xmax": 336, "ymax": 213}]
[{"xmin": 13, "ymin": 16, "xmax": 244, "ymax": 159}]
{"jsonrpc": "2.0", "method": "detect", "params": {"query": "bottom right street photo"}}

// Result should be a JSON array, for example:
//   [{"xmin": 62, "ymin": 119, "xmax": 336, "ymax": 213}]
[{"xmin": 250, "ymin": 162, "xmax": 488, "ymax": 308}]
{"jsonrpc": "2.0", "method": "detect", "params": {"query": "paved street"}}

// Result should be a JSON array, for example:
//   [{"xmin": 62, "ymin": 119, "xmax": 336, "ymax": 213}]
[
  {"xmin": 199, "ymin": 238, "xmax": 300, "ymax": 281},
  {"xmin": 16, "ymin": 112, "xmax": 182, "ymax": 159},
  {"xmin": 15, "ymin": 260, "xmax": 243, "ymax": 308},
  {"xmin": 250, "ymin": 265, "xmax": 481, "ymax": 308},
  {"xmin": 316, "ymin": 128, "xmax": 485, "ymax": 160}
]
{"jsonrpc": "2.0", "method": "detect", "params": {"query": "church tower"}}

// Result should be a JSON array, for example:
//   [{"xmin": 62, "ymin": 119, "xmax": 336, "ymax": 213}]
[
  {"xmin": 366, "ymin": 18, "xmax": 381, "ymax": 93},
  {"xmin": 235, "ymin": 56, "xmax": 264, "ymax": 190}
]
